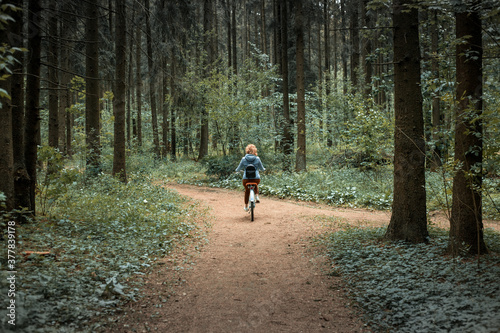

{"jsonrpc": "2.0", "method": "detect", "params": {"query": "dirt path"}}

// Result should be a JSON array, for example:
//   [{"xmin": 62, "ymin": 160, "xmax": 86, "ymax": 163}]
[
  {"xmin": 101, "ymin": 184, "xmax": 499, "ymax": 333},
  {"xmin": 103, "ymin": 184, "xmax": 381, "ymax": 333}
]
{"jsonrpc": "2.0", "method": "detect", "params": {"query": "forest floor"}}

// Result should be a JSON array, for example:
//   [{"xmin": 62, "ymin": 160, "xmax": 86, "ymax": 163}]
[{"xmin": 101, "ymin": 184, "xmax": 500, "ymax": 333}]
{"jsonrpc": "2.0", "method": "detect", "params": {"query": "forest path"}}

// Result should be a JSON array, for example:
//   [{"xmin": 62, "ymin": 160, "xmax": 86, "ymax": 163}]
[
  {"xmin": 102, "ymin": 184, "xmax": 500, "ymax": 333},
  {"xmin": 104, "ymin": 183, "xmax": 386, "ymax": 333}
]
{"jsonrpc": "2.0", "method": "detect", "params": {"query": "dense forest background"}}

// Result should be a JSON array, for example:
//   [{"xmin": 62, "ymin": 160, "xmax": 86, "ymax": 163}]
[{"xmin": 1, "ymin": 0, "xmax": 500, "ymax": 331}]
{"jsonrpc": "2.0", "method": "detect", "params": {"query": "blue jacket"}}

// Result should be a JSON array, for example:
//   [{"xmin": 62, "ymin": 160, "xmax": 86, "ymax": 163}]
[{"xmin": 236, "ymin": 154, "xmax": 265, "ymax": 179}]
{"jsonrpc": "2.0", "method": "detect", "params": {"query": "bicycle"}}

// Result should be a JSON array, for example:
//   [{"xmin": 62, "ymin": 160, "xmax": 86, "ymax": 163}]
[{"xmin": 246, "ymin": 182, "xmax": 258, "ymax": 221}]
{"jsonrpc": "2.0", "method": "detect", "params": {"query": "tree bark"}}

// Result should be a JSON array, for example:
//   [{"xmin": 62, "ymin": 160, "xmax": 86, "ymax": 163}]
[
  {"xmin": 127, "ymin": 32, "xmax": 133, "ymax": 149},
  {"xmin": 170, "ymin": 54, "xmax": 177, "ymax": 161},
  {"xmin": 162, "ymin": 57, "xmax": 169, "ymax": 157},
  {"xmin": 198, "ymin": 0, "xmax": 213, "ymax": 161},
  {"xmin": 59, "ymin": 18, "xmax": 71, "ymax": 155},
  {"xmin": 48, "ymin": 0, "xmax": 59, "ymax": 148},
  {"xmin": 136, "ymin": 25, "xmax": 143, "ymax": 147},
  {"xmin": 341, "ymin": 0, "xmax": 348, "ymax": 95},
  {"xmin": 85, "ymin": 0, "xmax": 101, "ymax": 176},
  {"xmin": 0, "ymin": 28, "xmax": 14, "ymax": 212},
  {"xmin": 145, "ymin": 0, "xmax": 160, "ymax": 156},
  {"xmin": 430, "ymin": 9, "xmax": 443, "ymax": 169},
  {"xmin": 112, "ymin": 0, "xmax": 127, "ymax": 182},
  {"xmin": 10, "ymin": 0, "xmax": 31, "ymax": 212},
  {"xmin": 317, "ymin": 19, "xmax": 323, "ymax": 144},
  {"xmin": 385, "ymin": 0, "xmax": 428, "ymax": 243},
  {"xmin": 324, "ymin": 0, "xmax": 332, "ymax": 147},
  {"xmin": 449, "ymin": 1, "xmax": 487, "ymax": 255},
  {"xmin": 25, "ymin": 0, "xmax": 43, "ymax": 213},
  {"xmin": 280, "ymin": 0, "xmax": 293, "ymax": 170},
  {"xmin": 361, "ymin": 0, "xmax": 372, "ymax": 96},
  {"xmin": 261, "ymin": 0, "xmax": 267, "ymax": 56},
  {"xmin": 226, "ymin": 0, "xmax": 232, "ymax": 68},
  {"xmin": 350, "ymin": 0, "xmax": 360, "ymax": 92},
  {"xmin": 232, "ymin": 0, "xmax": 237, "ymax": 75},
  {"xmin": 295, "ymin": 0, "xmax": 306, "ymax": 171}
]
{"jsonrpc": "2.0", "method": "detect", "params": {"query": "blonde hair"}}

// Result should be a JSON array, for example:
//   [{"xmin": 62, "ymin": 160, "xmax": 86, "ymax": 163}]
[{"xmin": 245, "ymin": 144, "xmax": 257, "ymax": 155}]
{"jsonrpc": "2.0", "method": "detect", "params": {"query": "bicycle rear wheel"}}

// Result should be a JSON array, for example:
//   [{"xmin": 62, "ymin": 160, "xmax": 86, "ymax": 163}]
[{"xmin": 250, "ymin": 204, "xmax": 254, "ymax": 221}]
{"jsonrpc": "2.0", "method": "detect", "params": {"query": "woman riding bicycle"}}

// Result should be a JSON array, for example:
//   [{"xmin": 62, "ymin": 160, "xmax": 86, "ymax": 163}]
[{"xmin": 235, "ymin": 144, "xmax": 265, "ymax": 212}]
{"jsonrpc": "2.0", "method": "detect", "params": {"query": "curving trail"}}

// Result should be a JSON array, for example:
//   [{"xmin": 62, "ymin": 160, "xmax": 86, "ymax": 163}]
[
  {"xmin": 103, "ymin": 183, "xmax": 500, "ymax": 333},
  {"xmin": 104, "ymin": 184, "xmax": 387, "ymax": 332}
]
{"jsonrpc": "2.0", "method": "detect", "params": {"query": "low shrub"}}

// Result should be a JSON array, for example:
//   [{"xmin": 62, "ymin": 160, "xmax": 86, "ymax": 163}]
[
  {"xmin": 201, "ymin": 155, "xmax": 242, "ymax": 179},
  {"xmin": 319, "ymin": 226, "xmax": 500, "ymax": 332},
  {"xmin": 0, "ymin": 172, "xmax": 207, "ymax": 332}
]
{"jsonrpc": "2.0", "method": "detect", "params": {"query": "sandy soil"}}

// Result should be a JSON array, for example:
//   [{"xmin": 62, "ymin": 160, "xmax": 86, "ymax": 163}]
[{"xmin": 101, "ymin": 184, "xmax": 499, "ymax": 333}]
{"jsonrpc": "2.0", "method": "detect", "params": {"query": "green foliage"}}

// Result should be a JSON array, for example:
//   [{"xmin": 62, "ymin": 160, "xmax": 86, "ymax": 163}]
[
  {"xmin": 202, "ymin": 164, "xmax": 394, "ymax": 210},
  {"xmin": 483, "ymin": 87, "xmax": 500, "ymax": 180},
  {"xmin": 201, "ymin": 154, "xmax": 242, "ymax": 179},
  {"xmin": 262, "ymin": 168, "xmax": 392, "ymax": 209},
  {"xmin": 338, "ymin": 95, "xmax": 393, "ymax": 169},
  {"xmin": 319, "ymin": 226, "xmax": 500, "ymax": 332},
  {"xmin": 483, "ymin": 177, "xmax": 500, "ymax": 220},
  {"xmin": 0, "ymin": 4, "xmax": 25, "ymax": 105},
  {"xmin": 175, "ymin": 49, "xmax": 280, "ymax": 156},
  {"xmin": 0, "ymin": 171, "xmax": 206, "ymax": 332},
  {"xmin": 176, "ymin": 152, "xmax": 500, "ymax": 218},
  {"xmin": 0, "ymin": 4, "xmax": 19, "ymax": 29},
  {"xmin": 37, "ymin": 146, "xmax": 82, "ymax": 215}
]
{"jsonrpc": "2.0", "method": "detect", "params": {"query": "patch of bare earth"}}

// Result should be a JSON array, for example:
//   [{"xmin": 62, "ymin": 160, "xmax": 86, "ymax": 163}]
[{"xmin": 101, "ymin": 184, "xmax": 499, "ymax": 333}]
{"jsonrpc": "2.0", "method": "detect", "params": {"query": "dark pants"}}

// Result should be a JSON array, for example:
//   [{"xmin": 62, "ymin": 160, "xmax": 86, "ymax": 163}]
[{"xmin": 243, "ymin": 179, "xmax": 260, "ymax": 205}]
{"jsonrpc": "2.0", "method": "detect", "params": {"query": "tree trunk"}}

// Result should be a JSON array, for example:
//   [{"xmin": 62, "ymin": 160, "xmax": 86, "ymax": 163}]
[
  {"xmin": 127, "ymin": 34, "xmax": 133, "ymax": 149},
  {"xmin": 449, "ymin": 1, "xmax": 487, "ymax": 255},
  {"xmin": 170, "ymin": 55, "xmax": 177, "ymax": 161},
  {"xmin": 261, "ymin": 0, "xmax": 267, "ymax": 56},
  {"xmin": 230, "ymin": 0, "xmax": 240, "ymax": 155},
  {"xmin": 145, "ymin": 0, "xmax": 160, "ymax": 156},
  {"xmin": 280, "ymin": 0, "xmax": 293, "ymax": 170},
  {"xmin": 273, "ymin": 0, "xmax": 279, "ymax": 68},
  {"xmin": 317, "ymin": 20, "xmax": 323, "ymax": 144},
  {"xmin": 85, "ymin": 0, "xmax": 101, "ymax": 176},
  {"xmin": 0, "ymin": 28, "xmax": 14, "ymax": 212},
  {"xmin": 385, "ymin": 0, "xmax": 428, "ymax": 243},
  {"xmin": 59, "ymin": 22, "xmax": 71, "ymax": 155},
  {"xmin": 350, "ymin": 0, "xmax": 360, "ymax": 92},
  {"xmin": 162, "ymin": 57, "xmax": 169, "ymax": 157},
  {"xmin": 341, "ymin": 0, "xmax": 348, "ymax": 95},
  {"xmin": 226, "ymin": 0, "xmax": 232, "ymax": 68},
  {"xmin": 198, "ymin": 0, "xmax": 213, "ymax": 161},
  {"xmin": 361, "ymin": 0, "xmax": 372, "ymax": 96},
  {"xmin": 430, "ymin": 9, "xmax": 443, "ymax": 169},
  {"xmin": 324, "ymin": 0, "xmax": 332, "ymax": 147},
  {"xmin": 25, "ymin": 0, "xmax": 43, "ymax": 214},
  {"xmin": 332, "ymin": 2, "xmax": 338, "ymax": 90},
  {"xmin": 136, "ymin": 25, "xmax": 143, "ymax": 147},
  {"xmin": 10, "ymin": 0, "xmax": 31, "ymax": 212},
  {"xmin": 232, "ymin": 0, "xmax": 237, "ymax": 75},
  {"xmin": 295, "ymin": 0, "xmax": 306, "ymax": 172},
  {"xmin": 112, "ymin": 0, "xmax": 127, "ymax": 182},
  {"xmin": 48, "ymin": 0, "xmax": 59, "ymax": 148}
]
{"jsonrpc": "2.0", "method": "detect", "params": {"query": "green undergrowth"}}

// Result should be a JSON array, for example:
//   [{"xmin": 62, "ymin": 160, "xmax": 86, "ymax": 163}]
[
  {"xmin": 316, "ymin": 224, "xmax": 500, "ymax": 333},
  {"xmin": 0, "ymin": 172, "xmax": 208, "ymax": 333},
  {"xmin": 173, "ymin": 156, "xmax": 499, "ymax": 218},
  {"xmin": 189, "ymin": 166, "xmax": 394, "ymax": 210}
]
